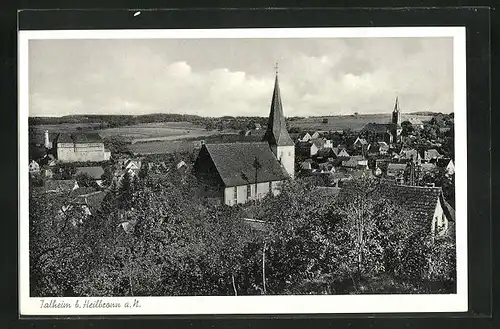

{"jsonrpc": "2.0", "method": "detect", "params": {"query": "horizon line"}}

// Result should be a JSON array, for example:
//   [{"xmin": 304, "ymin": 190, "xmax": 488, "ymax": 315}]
[{"xmin": 29, "ymin": 110, "xmax": 453, "ymax": 119}]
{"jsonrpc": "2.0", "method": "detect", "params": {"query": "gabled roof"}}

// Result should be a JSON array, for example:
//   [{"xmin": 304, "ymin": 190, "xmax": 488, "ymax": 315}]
[
  {"xmin": 354, "ymin": 137, "xmax": 368, "ymax": 145},
  {"xmin": 75, "ymin": 166, "xmax": 105, "ymax": 179},
  {"xmin": 370, "ymin": 182, "xmax": 454, "ymax": 223},
  {"xmin": 202, "ymin": 142, "xmax": 289, "ymax": 187},
  {"xmin": 424, "ymin": 149, "xmax": 441, "ymax": 159},
  {"xmin": 262, "ymin": 74, "xmax": 294, "ymax": 146}
]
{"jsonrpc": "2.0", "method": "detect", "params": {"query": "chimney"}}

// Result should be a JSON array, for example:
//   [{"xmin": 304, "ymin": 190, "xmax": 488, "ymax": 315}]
[{"xmin": 44, "ymin": 130, "xmax": 51, "ymax": 149}]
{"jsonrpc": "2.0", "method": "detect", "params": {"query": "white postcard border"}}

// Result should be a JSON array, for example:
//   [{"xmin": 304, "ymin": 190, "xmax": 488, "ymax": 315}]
[{"xmin": 18, "ymin": 26, "xmax": 467, "ymax": 315}]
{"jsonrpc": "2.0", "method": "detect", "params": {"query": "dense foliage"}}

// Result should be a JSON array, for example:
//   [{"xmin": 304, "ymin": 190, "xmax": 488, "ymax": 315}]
[{"xmin": 30, "ymin": 172, "xmax": 456, "ymax": 297}]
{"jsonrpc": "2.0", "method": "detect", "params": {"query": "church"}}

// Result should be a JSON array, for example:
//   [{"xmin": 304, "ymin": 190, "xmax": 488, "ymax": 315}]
[
  {"xmin": 194, "ymin": 71, "xmax": 295, "ymax": 206},
  {"xmin": 361, "ymin": 96, "xmax": 403, "ymax": 144}
]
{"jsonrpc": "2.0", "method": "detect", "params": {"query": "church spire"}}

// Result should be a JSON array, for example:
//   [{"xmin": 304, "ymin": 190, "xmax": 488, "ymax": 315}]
[
  {"xmin": 262, "ymin": 67, "xmax": 294, "ymax": 146},
  {"xmin": 393, "ymin": 95, "xmax": 400, "ymax": 113}
]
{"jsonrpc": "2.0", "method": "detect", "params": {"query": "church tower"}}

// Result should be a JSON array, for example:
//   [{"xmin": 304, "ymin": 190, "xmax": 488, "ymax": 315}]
[
  {"xmin": 262, "ymin": 67, "xmax": 295, "ymax": 179},
  {"xmin": 392, "ymin": 95, "xmax": 402, "ymax": 126}
]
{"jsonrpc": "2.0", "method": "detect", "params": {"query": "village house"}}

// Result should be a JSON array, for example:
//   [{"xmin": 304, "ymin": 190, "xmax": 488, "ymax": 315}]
[
  {"xmin": 342, "ymin": 155, "xmax": 369, "ymax": 169},
  {"xmin": 423, "ymin": 149, "xmax": 442, "ymax": 162},
  {"xmin": 431, "ymin": 158, "xmax": 455, "ymax": 176},
  {"xmin": 75, "ymin": 166, "xmax": 105, "ymax": 186},
  {"xmin": 29, "ymin": 160, "xmax": 40, "ymax": 174},
  {"xmin": 367, "ymin": 141, "xmax": 389, "ymax": 156},
  {"xmin": 407, "ymin": 117, "xmax": 424, "ymax": 129},
  {"xmin": 311, "ymin": 131, "xmax": 323, "ymax": 139},
  {"xmin": 386, "ymin": 163, "xmax": 407, "ymax": 185},
  {"xmin": 298, "ymin": 132, "xmax": 312, "ymax": 142},
  {"xmin": 399, "ymin": 148, "xmax": 422, "ymax": 163},
  {"xmin": 194, "ymin": 72, "xmax": 294, "ymax": 206},
  {"xmin": 55, "ymin": 132, "xmax": 111, "ymax": 163},
  {"xmin": 333, "ymin": 147, "xmax": 350, "ymax": 158},
  {"xmin": 353, "ymin": 137, "xmax": 369, "ymax": 150},
  {"xmin": 370, "ymin": 182, "xmax": 455, "ymax": 237},
  {"xmin": 296, "ymin": 141, "xmax": 319, "ymax": 157}
]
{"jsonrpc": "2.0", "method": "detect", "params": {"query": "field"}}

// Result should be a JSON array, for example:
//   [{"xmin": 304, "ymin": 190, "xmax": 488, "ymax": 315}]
[
  {"xmin": 290, "ymin": 114, "xmax": 433, "ymax": 132},
  {"xmin": 130, "ymin": 131, "xmax": 265, "ymax": 155},
  {"xmin": 30, "ymin": 121, "xmax": 239, "ymax": 143},
  {"xmin": 29, "ymin": 113, "xmax": 436, "ymax": 156}
]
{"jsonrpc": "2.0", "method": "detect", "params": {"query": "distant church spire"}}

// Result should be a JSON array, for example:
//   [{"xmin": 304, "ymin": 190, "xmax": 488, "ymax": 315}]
[
  {"xmin": 393, "ymin": 95, "xmax": 400, "ymax": 113},
  {"xmin": 392, "ymin": 95, "xmax": 402, "ymax": 126},
  {"xmin": 262, "ymin": 67, "xmax": 294, "ymax": 146}
]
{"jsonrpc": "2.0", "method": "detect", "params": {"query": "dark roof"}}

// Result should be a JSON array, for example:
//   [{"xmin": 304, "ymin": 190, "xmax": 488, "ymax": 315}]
[
  {"xmin": 75, "ymin": 166, "xmax": 105, "ymax": 179},
  {"xmin": 316, "ymin": 148, "xmax": 336, "ymax": 158},
  {"xmin": 57, "ymin": 132, "xmax": 103, "ymax": 144},
  {"xmin": 362, "ymin": 123, "xmax": 394, "ymax": 134},
  {"xmin": 431, "ymin": 158, "xmax": 453, "ymax": 167},
  {"xmin": 202, "ymin": 142, "xmax": 289, "ymax": 187},
  {"xmin": 262, "ymin": 75, "xmax": 294, "ymax": 146},
  {"xmin": 370, "ymin": 182, "xmax": 453, "ymax": 223},
  {"xmin": 73, "ymin": 190, "xmax": 107, "ymax": 210}
]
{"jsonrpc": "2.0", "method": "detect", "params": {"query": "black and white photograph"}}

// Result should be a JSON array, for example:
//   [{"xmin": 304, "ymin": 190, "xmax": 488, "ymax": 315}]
[{"xmin": 19, "ymin": 26, "xmax": 467, "ymax": 315}]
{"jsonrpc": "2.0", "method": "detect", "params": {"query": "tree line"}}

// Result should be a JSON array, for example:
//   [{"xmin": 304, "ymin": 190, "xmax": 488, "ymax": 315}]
[{"xmin": 30, "ymin": 169, "xmax": 456, "ymax": 297}]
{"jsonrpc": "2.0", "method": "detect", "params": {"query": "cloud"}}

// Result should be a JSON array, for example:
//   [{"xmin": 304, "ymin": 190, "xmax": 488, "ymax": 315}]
[{"xmin": 28, "ymin": 37, "xmax": 454, "ymax": 117}]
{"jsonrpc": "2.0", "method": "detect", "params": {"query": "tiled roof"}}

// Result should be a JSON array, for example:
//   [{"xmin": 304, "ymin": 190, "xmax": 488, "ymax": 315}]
[
  {"xmin": 57, "ymin": 132, "xmax": 103, "ymax": 144},
  {"xmin": 73, "ymin": 190, "xmax": 107, "ymax": 210},
  {"xmin": 262, "ymin": 75, "xmax": 294, "ymax": 146},
  {"xmin": 424, "ymin": 149, "xmax": 441, "ymax": 160},
  {"xmin": 362, "ymin": 123, "xmax": 394, "ymax": 134},
  {"xmin": 370, "ymin": 182, "xmax": 453, "ymax": 223},
  {"xmin": 75, "ymin": 166, "xmax": 105, "ymax": 179},
  {"xmin": 202, "ymin": 142, "xmax": 289, "ymax": 187}
]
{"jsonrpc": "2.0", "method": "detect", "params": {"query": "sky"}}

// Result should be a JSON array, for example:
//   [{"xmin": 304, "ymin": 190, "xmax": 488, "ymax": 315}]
[{"xmin": 28, "ymin": 37, "xmax": 454, "ymax": 117}]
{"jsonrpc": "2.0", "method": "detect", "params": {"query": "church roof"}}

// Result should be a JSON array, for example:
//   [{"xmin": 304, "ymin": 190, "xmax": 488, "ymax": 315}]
[
  {"xmin": 262, "ymin": 75, "xmax": 294, "ymax": 147},
  {"xmin": 362, "ymin": 123, "xmax": 395, "ymax": 134},
  {"xmin": 202, "ymin": 142, "xmax": 289, "ymax": 187}
]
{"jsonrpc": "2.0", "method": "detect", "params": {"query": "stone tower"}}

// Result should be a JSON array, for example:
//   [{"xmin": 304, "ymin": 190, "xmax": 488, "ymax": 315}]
[{"xmin": 262, "ymin": 70, "xmax": 295, "ymax": 179}]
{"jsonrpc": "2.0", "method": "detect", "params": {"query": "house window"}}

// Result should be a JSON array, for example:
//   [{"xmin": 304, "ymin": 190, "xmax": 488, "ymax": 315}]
[
  {"xmin": 247, "ymin": 185, "xmax": 251, "ymax": 199},
  {"xmin": 233, "ymin": 187, "xmax": 237, "ymax": 201},
  {"xmin": 288, "ymin": 151, "xmax": 291, "ymax": 156}
]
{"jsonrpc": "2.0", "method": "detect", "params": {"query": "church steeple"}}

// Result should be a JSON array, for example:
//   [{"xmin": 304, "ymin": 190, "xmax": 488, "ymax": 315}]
[
  {"xmin": 392, "ymin": 95, "xmax": 401, "ymax": 126},
  {"xmin": 262, "ymin": 68, "xmax": 294, "ymax": 147}
]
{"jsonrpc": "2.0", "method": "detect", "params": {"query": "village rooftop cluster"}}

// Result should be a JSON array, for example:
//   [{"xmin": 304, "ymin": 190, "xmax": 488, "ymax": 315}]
[{"xmin": 28, "ymin": 70, "xmax": 455, "ymax": 239}]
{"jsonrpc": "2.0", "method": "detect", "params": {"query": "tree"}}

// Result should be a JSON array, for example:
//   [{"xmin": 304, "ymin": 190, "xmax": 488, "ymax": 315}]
[
  {"xmin": 401, "ymin": 120, "xmax": 414, "ymax": 137},
  {"xmin": 322, "ymin": 118, "xmax": 329, "ymax": 124},
  {"xmin": 75, "ymin": 172, "xmax": 98, "ymax": 189},
  {"xmin": 118, "ymin": 172, "xmax": 133, "ymax": 209}
]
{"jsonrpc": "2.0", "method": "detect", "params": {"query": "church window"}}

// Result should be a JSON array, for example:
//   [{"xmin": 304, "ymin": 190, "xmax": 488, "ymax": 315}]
[
  {"xmin": 254, "ymin": 184, "xmax": 258, "ymax": 195},
  {"xmin": 247, "ymin": 185, "xmax": 251, "ymax": 199},
  {"xmin": 233, "ymin": 187, "xmax": 237, "ymax": 201},
  {"xmin": 269, "ymin": 181, "xmax": 272, "ymax": 192}
]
